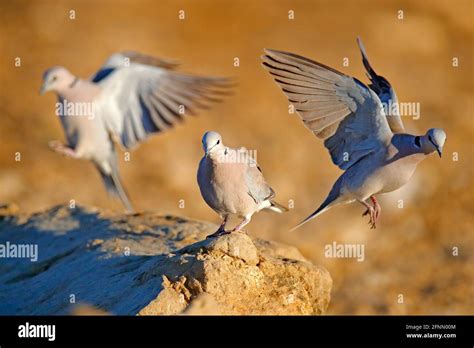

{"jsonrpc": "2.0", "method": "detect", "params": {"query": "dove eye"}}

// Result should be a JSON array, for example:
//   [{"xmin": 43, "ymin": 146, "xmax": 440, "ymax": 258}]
[{"xmin": 216, "ymin": 140, "xmax": 220, "ymax": 145}]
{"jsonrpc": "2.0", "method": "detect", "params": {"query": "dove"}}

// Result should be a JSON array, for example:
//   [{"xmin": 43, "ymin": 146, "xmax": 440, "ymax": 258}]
[
  {"xmin": 261, "ymin": 38, "xmax": 446, "ymax": 229},
  {"xmin": 41, "ymin": 52, "xmax": 232, "ymax": 212},
  {"xmin": 197, "ymin": 131, "xmax": 288, "ymax": 238}
]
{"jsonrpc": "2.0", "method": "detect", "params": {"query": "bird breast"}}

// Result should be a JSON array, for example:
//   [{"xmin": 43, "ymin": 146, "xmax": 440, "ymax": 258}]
[
  {"xmin": 374, "ymin": 153, "xmax": 425, "ymax": 194},
  {"xmin": 198, "ymin": 157, "xmax": 257, "ymax": 216}
]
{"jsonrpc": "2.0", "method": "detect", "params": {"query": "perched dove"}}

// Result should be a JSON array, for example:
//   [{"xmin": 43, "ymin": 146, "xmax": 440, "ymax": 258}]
[
  {"xmin": 197, "ymin": 131, "xmax": 288, "ymax": 238},
  {"xmin": 41, "ymin": 52, "xmax": 232, "ymax": 212},
  {"xmin": 261, "ymin": 38, "xmax": 446, "ymax": 229}
]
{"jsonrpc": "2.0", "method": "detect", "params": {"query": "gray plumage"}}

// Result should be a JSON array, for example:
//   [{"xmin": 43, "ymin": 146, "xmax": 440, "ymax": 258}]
[
  {"xmin": 197, "ymin": 131, "xmax": 287, "ymax": 237},
  {"xmin": 261, "ymin": 38, "xmax": 446, "ymax": 229},
  {"xmin": 41, "ymin": 52, "xmax": 232, "ymax": 212}
]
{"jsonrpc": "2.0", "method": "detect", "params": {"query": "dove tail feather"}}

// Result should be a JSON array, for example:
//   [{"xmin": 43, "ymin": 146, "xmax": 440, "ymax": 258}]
[
  {"xmin": 110, "ymin": 172, "xmax": 134, "ymax": 213},
  {"xmin": 290, "ymin": 193, "xmax": 340, "ymax": 232},
  {"xmin": 267, "ymin": 200, "xmax": 289, "ymax": 213},
  {"xmin": 96, "ymin": 163, "xmax": 134, "ymax": 213}
]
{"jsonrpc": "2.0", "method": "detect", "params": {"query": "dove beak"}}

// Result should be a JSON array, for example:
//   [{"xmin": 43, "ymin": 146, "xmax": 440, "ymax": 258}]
[
  {"xmin": 436, "ymin": 146, "xmax": 442, "ymax": 158},
  {"xmin": 39, "ymin": 83, "xmax": 49, "ymax": 96}
]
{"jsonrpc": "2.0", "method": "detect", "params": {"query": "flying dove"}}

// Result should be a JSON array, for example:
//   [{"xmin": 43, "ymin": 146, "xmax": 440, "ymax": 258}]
[
  {"xmin": 41, "ymin": 52, "xmax": 232, "ymax": 212},
  {"xmin": 197, "ymin": 131, "xmax": 288, "ymax": 238},
  {"xmin": 261, "ymin": 38, "xmax": 446, "ymax": 229}
]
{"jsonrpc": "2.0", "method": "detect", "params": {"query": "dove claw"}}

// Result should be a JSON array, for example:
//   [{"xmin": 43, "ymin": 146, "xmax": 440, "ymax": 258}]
[{"xmin": 206, "ymin": 228, "xmax": 231, "ymax": 239}]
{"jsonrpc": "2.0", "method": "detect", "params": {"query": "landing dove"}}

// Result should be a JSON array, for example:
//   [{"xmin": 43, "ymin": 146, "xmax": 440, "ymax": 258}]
[
  {"xmin": 41, "ymin": 52, "xmax": 232, "ymax": 212},
  {"xmin": 197, "ymin": 131, "xmax": 288, "ymax": 238},
  {"xmin": 261, "ymin": 38, "xmax": 446, "ymax": 229}
]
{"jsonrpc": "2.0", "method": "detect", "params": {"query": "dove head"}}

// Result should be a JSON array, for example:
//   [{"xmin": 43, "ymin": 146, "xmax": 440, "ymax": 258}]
[
  {"xmin": 40, "ymin": 66, "xmax": 77, "ymax": 95},
  {"xmin": 202, "ymin": 131, "xmax": 223, "ymax": 155},
  {"xmin": 423, "ymin": 128, "xmax": 446, "ymax": 157}
]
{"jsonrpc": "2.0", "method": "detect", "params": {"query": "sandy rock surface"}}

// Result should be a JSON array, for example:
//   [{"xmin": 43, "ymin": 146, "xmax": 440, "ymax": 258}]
[{"xmin": 0, "ymin": 204, "xmax": 331, "ymax": 315}]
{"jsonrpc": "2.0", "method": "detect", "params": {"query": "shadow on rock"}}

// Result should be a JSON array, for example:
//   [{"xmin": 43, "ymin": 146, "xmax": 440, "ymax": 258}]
[{"xmin": 0, "ymin": 204, "xmax": 331, "ymax": 315}]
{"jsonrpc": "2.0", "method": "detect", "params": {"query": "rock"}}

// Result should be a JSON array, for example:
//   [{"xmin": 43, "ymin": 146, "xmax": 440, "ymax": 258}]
[
  {"xmin": 182, "ymin": 293, "xmax": 224, "ymax": 315},
  {"xmin": 0, "ymin": 204, "xmax": 332, "ymax": 315},
  {"xmin": 0, "ymin": 203, "xmax": 19, "ymax": 217}
]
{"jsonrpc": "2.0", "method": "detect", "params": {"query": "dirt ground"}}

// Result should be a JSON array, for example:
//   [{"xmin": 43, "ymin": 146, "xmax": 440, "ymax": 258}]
[{"xmin": 0, "ymin": 0, "xmax": 473, "ymax": 314}]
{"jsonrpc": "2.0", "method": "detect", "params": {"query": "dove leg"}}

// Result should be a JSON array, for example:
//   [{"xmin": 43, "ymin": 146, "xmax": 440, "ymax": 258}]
[
  {"xmin": 219, "ymin": 215, "xmax": 228, "ymax": 230},
  {"xmin": 206, "ymin": 215, "xmax": 230, "ymax": 239},
  {"xmin": 230, "ymin": 215, "xmax": 252, "ymax": 233},
  {"xmin": 370, "ymin": 196, "xmax": 381, "ymax": 220},
  {"xmin": 48, "ymin": 140, "xmax": 78, "ymax": 158},
  {"xmin": 359, "ymin": 199, "xmax": 377, "ymax": 229},
  {"xmin": 216, "ymin": 215, "xmax": 229, "ymax": 233}
]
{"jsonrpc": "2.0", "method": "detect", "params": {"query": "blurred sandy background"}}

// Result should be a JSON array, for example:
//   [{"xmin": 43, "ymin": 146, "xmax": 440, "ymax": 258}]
[{"xmin": 0, "ymin": 0, "xmax": 472, "ymax": 314}]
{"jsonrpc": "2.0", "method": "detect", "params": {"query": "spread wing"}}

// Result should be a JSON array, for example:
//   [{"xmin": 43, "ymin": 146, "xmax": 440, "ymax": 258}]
[
  {"xmin": 262, "ymin": 48, "xmax": 393, "ymax": 170},
  {"xmin": 91, "ymin": 51, "xmax": 232, "ymax": 149},
  {"xmin": 356, "ymin": 37, "xmax": 404, "ymax": 133}
]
